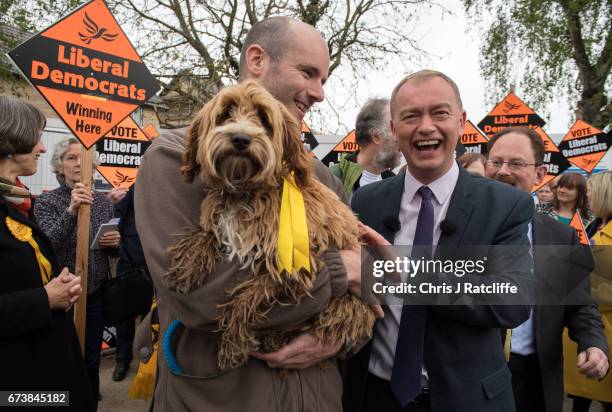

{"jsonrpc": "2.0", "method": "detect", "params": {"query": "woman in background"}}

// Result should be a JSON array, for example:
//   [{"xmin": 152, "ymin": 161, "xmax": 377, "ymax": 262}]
[
  {"xmin": 0, "ymin": 96, "xmax": 94, "ymax": 410},
  {"xmin": 548, "ymin": 172, "xmax": 593, "ymax": 227},
  {"xmin": 535, "ymin": 183, "xmax": 556, "ymax": 213},
  {"xmin": 34, "ymin": 138, "xmax": 120, "ymax": 407},
  {"xmin": 564, "ymin": 171, "xmax": 612, "ymax": 412}
]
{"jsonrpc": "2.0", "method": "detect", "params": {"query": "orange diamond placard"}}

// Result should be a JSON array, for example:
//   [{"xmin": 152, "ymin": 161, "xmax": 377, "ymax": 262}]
[
  {"xmin": 142, "ymin": 124, "xmax": 160, "ymax": 140},
  {"xmin": 95, "ymin": 116, "xmax": 151, "ymax": 188},
  {"xmin": 557, "ymin": 120, "xmax": 611, "ymax": 173},
  {"xmin": 301, "ymin": 121, "xmax": 319, "ymax": 152},
  {"xmin": 461, "ymin": 120, "xmax": 489, "ymax": 154},
  {"xmin": 478, "ymin": 92, "xmax": 546, "ymax": 138},
  {"xmin": 321, "ymin": 130, "xmax": 359, "ymax": 166},
  {"xmin": 8, "ymin": 0, "xmax": 159, "ymax": 148},
  {"xmin": 569, "ymin": 212, "xmax": 589, "ymax": 245},
  {"xmin": 531, "ymin": 127, "xmax": 571, "ymax": 192}
]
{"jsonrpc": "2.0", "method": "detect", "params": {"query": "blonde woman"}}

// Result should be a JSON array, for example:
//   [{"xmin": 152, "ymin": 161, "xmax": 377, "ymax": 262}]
[{"xmin": 564, "ymin": 171, "xmax": 612, "ymax": 412}]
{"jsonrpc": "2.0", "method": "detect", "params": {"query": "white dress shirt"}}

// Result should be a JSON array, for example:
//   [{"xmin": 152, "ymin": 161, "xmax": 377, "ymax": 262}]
[
  {"xmin": 368, "ymin": 162, "xmax": 459, "ymax": 381},
  {"xmin": 360, "ymin": 169, "xmax": 383, "ymax": 187}
]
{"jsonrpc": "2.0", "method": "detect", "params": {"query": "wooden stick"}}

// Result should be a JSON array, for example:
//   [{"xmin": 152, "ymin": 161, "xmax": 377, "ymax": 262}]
[{"xmin": 74, "ymin": 145, "xmax": 94, "ymax": 353}]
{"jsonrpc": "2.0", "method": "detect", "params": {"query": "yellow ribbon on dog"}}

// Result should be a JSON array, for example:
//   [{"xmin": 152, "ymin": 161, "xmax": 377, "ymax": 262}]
[
  {"xmin": 5, "ymin": 216, "xmax": 52, "ymax": 285},
  {"xmin": 278, "ymin": 175, "xmax": 310, "ymax": 274}
]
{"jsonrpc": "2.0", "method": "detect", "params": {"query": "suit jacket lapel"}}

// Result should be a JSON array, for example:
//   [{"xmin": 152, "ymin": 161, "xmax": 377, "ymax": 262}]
[
  {"xmin": 378, "ymin": 175, "xmax": 404, "ymax": 244},
  {"xmin": 532, "ymin": 213, "xmax": 567, "ymax": 298},
  {"xmin": 438, "ymin": 167, "xmax": 474, "ymax": 248}
]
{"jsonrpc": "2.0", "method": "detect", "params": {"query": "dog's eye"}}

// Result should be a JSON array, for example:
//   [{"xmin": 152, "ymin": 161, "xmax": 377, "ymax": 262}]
[
  {"xmin": 256, "ymin": 109, "xmax": 273, "ymax": 134},
  {"xmin": 217, "ymin": 104, "xmax": 235, "ymax": 123}
]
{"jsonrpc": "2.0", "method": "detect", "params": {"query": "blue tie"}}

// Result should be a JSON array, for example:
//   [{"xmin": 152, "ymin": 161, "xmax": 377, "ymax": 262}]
[{"xmin": 390, "ymin": 186, "xmax": 433, "ymax": 406}]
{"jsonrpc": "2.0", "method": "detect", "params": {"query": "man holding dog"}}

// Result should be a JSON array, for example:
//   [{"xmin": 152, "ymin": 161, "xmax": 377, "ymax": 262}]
[
  {"xmin": 342, "ymin": 70, "xmax": 536, "ymax": 411},
  {"xmin": 135, "ymin": 16, "xmax": 373, "ymax": 411}
]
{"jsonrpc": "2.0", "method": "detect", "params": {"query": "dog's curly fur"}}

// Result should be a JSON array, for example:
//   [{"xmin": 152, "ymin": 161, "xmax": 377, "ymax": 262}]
[{"xmin": 164, "ymin": 80, "xmax": 375, "ymax": 370}]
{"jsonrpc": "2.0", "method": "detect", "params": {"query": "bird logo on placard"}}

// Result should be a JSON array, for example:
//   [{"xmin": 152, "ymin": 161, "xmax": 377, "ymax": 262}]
[
  {"xmin": 502, "ymin": 101, "xmax": 521, "ymax": 113},
  {"xmin": 580, "ymin": 158, "xmax": 598, "ymax": 167},
  {"xmin": 113, "ymin": 170, "xmax": 135, "ymax": 186},
  {"xmin": 78, "ymin": 12, "xmax": 118, "ymax": 44}
]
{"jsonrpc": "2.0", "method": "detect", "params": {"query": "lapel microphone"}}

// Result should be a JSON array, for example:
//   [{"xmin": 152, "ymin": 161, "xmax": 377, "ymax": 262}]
[
  {"xmin": 382, "ymin": 216, "xmax": 401, "ymax": 233},
  {"xmin": 440, "ymin": 219, "xmax": 457, "ymax": 236}
]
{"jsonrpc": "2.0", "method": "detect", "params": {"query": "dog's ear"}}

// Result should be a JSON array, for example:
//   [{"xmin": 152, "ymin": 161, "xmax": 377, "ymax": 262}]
[
  {"xmin": 181, "ymin": 113, "xmax": 203, "ymax": 183},
  {"xmin": 280, "ymin": 107, "xmax": 312, "ymax": 185},
  {"xmin": 182, "ymin": 88, "xmax": 239, "ymax": 183},
  {"xmin": 181, "ymin": 99, "xmax": 216, "ymax": 183}
]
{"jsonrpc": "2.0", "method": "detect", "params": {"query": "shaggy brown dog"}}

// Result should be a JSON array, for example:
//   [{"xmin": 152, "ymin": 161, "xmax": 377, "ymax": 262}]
[{"xmin": 165, "ymin": 80, "xmax": 375, "ymax": 370}]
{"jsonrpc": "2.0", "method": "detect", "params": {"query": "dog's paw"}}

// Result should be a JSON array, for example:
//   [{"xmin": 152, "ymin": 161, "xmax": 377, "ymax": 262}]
[
  {"xmin": 165, "ymin": 229, "xmax": 219, "ymax": 293},
  {"xmin": 313, "ymin": 295, "xmax": 376, "ymax": 348},
  {"xmin": 260, "ymin": 331, "xmax": 301, "ymax": 353}
]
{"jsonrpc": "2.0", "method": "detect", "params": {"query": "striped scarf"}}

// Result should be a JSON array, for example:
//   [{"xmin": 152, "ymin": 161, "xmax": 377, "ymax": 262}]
[{"xmin": 0, "ymin": 177, "xmax": 32, "ymax": 216}]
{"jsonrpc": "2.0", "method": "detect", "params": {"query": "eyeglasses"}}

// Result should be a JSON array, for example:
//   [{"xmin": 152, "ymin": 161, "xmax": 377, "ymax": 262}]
[{"xmin": 486, "ymin": 159, "xmax": 540, "ymax": 170}]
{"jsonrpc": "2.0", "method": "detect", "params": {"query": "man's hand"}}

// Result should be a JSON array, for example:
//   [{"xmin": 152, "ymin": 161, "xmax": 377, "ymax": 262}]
[
  {"xmin": 358, "ymin": 222, "xmax": 391, "ymax": 246},
  {"xmin": 577, "ymin": 347, "xmax": 609, "ymax": 379},
  {"xmin": 251, "ymin": 332, "xmax": 341, "ymax": 369},
  {"xmin": 341, "ymin": 243, "xmax": 362, "ymax": 297},
  {"xmin": 341, "ymin": 243, "xmax": 384, "ymax": 318}
]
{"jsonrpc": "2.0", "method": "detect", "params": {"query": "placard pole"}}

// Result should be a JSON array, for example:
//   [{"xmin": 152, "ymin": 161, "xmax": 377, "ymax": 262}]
[{"xmin": 74, "ymin": 145, "xmax": 94, "ymax": 352}]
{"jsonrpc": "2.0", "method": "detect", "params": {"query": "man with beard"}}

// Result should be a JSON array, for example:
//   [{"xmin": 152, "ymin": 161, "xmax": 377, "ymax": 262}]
[
  {"xmin": 484, "ymin": 126, "xmax": 608, "ymax": 412},
  {"xmin": 331, "ymin": 98, "xmax": 401, "ymax": 199}
]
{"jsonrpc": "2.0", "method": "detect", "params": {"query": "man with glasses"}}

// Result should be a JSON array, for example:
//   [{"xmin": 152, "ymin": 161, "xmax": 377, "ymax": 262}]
[{"xmin": 485, "ymin": 126, "xmax": 608, "ymax": 412}]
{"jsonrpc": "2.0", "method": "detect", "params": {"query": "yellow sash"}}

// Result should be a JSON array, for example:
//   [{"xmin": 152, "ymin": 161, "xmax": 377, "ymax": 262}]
[
  {"xmin": 129, "ymin": 300, "xmax": 158, "ymax": 400},
  {"xmin": 5, "ymin": 216, "xmax": 52, "ymax": 285},
  {"xmin": 504, "ymin": 329, "xmax": 512, "ymax": 362},
  {"xmin": 277, "ymin": 175, "xmax": 311, "ymax": 274}
]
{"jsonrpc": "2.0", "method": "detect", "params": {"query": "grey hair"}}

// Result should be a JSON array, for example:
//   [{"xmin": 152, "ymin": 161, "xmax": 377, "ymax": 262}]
[
  {"xmin": 50, "ymin": 138, "xmax": 99, "ymax": 184},
  {"xmin": 239, "ymin": 16, "xmax": 295, "ymax": 80},
  {"xmin": 355, "ymin": 98, "xmax": 390, "ymax": 147},
  {"xmin": 390, "ymin": 70, "xmax": 463, "ymax": 117},
  {"xmin": 0, "ymin": 96, "xmax": 46, "ymax": 158},
  {"xmin": 50, "ymin": 138, "xmax": 80, "ymax": 175}
]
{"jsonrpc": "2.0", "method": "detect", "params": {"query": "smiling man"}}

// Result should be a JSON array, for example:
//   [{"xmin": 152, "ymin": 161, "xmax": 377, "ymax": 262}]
[
  {"xmin": 134, "ymin": 16, "xmax": 368, "ymax": 412},
  {"xmin": 342, "ymin": 70, "xmax": 536, "ymax": 412}
]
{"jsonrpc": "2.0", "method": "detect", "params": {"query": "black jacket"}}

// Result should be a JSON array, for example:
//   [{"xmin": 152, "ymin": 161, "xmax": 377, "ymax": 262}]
[
  {"xmin": 343, "ymin": 167, "xmax": 535, "ymax": 412},
  {"xmin": 527, "ymin": 213, "xmax": 608, "ymax": 412},
  {"xmin": 0, "ymin": 197, "xmax": 94, "ymax": 411}
]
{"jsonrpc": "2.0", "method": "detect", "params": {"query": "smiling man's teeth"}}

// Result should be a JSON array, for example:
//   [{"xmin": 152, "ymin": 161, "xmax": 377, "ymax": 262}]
[
  {"xmin": 416, "ymin": 140, "xmax": 441, "ymax": 147},
  {"xmin": 295, "ymin": 102, "xmax": 307, "ymax": 112}
]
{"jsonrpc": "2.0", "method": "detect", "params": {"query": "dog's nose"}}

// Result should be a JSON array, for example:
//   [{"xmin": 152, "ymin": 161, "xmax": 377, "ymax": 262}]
[{"xmin": 231, "ymin": 134, "xmax": 251, "ymax": 151}]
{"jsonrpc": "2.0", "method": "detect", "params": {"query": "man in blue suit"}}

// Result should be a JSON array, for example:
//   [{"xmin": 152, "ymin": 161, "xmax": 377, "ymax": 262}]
[{"xmin": 342, "ymin": 70, "xmax": 535, "ymax": 412}]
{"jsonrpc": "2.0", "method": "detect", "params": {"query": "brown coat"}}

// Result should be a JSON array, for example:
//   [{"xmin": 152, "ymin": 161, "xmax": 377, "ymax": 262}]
[{"xmin": 134, "ymin": 128, "xmax": 350, "ymax": 412}]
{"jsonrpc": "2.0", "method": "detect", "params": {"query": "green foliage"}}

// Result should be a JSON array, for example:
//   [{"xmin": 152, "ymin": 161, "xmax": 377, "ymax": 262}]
[
  {"xmin": 0, "ymin": 0, "xmax": 434, "ymax": 131},
  {"xmin": 464, "ymin": 0, "xmax": 611, "ymax": 129}
]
